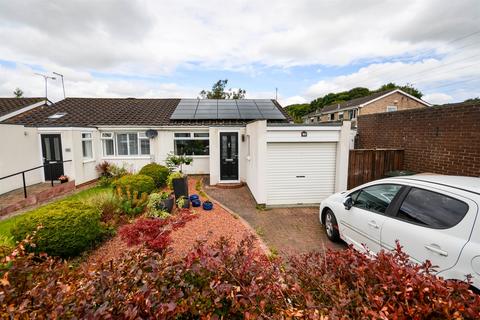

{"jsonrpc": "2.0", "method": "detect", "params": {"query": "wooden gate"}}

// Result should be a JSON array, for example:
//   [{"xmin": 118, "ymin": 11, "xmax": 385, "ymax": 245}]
[{"xmin": 348, "ymin": 149, "xmax": 404, "ymax": 189}]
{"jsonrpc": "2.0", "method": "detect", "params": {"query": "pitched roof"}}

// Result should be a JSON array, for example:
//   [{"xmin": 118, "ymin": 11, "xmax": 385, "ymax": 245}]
[
  {"xmin": 321, "ymin": 89, "xmax": 397, "ymax": 113},
  {"xmin": 2, "ymin": 97, "xmax": 290, "ymax": 127},
  {"xmin": 0, "ymin": 97, "xmax": 45, "ymax": 118}
]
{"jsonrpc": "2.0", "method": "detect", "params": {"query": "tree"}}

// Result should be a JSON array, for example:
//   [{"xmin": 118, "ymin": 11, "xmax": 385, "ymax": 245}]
[
  {"xmin": 13, "ymin": 88, "xmax": 24, "ymax": 98},
  {"xmin": 376, "ymin": 82, "xmax": 423, "ymax": 99},
  {"xmin": 199, "ymin": 79, "xmax": 246, "ymax": 99}
]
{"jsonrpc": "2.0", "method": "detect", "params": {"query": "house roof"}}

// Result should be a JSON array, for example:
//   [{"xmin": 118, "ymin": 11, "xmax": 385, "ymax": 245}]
[
  {"xmin": 320, "ymin": 89, "xmax": 431, "ymax": 114},
  {"xmin": 2, "ymin": 97, "xmax": 290, "ymax": 127},
  {"xmin": 0, "ymin": 97, "xmax": 45, "ymax": 118}
]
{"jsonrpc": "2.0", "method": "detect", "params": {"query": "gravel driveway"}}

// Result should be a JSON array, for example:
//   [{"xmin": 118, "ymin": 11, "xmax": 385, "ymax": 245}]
[{"xmin": 203, "ymin": 179, "xmax": 346, "ymax": 257}]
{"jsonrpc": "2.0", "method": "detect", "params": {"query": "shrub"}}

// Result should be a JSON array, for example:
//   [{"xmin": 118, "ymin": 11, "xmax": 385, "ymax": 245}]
[
  {"xmin": 1, "ymin": 236, "xmax": 480, "ymax": 318},
  {"xmin": 95, "ymin": 161, "xmax": 112, "ymax": 177},
  {"xmin": 119, "ymin": 211, "xmax": 197, "ymax": 253},
  {"xmin": 10, "ymin": 200, "xmax": 103, "ymax": 258},
  {"xmin": 112, "ymin": 174, "xmax": 155, "ymax": 195},
  {"xmin": 110, "ymin": 163, "xmax": 130, "ymax": 179},
  {"xmin": 146, "ymin": 192, "xmax": 172, "ymax": 218},
  {"xmin": 139, "ymin": 163, "xmax": 169, "ymax": 188},
  {"xmin": 97, "ymin": 175, "xmax": 113, "ymax": 187},
  {"xmin": 166, "ymin": 171, "xmax": 183, "ymax": 189},
  {"xmin": 115, "ymin": 187, "xmax": 148, "ymax": 217}
]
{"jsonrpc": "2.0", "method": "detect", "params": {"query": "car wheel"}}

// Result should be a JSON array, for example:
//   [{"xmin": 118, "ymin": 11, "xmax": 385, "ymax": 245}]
[{"xmin": 324, "ymin": 209, "xmax": 340, "ymax": 242}]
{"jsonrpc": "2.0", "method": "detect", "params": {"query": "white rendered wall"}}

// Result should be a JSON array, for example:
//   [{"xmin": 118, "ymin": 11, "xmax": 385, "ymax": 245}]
[
  {"xmin": 0, "ymin": 124, "xmax": 43, "ymax": 195},
  {"xmin": 245, "ymin": 120, "xmax": 268, "ymax": 204}
]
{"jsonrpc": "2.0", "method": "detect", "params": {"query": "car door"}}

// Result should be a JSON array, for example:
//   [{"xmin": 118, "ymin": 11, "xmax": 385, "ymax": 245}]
[
  {"xmin": 340, "ymin": 184, "xmax": 403, "ymax": 254},
  {"xmin": 380, "ymin": 186, "xmax": 477, "ymax": 273}
]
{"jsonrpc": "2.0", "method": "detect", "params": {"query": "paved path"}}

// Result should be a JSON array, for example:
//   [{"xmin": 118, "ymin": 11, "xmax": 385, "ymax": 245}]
[{"xmin": 203, "ymin": 181, "xmax": 346, "ymax": 257}]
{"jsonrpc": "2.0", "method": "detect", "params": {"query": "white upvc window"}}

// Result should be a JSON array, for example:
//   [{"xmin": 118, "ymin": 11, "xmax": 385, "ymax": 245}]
[
  {"xmin": 387, "ymin": 105, "xmax": 398, "ymax": 112},
  {"xmin": 102, "ymin": 132, "xmax": 150, "ymax": 157},
  {"xmin": 101, "ymin": 132, "xmax": 115, "ymax": 156},
  {"xmin": 81, "ymin": 132, "xmax": 93, "ymax": 159},
  {"xmin": 338, "ymin": 112, "xmax": 344, "ymax": 120},
  {"xmin": 174, "ymin": 132, "xmax": 209, "ymax": 156},
  {"xmin": 138, "ymin": 132, "xmax": 150, "ymax": 155},
  {"xmin": 349, "ymin": 109, "xmax": 357, "ymax": 119}
]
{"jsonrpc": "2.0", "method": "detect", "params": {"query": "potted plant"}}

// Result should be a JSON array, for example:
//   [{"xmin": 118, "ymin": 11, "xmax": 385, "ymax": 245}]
[
  {"xmin": 166, "ymin": 153, "xmax": 193, "ymax": 199},
  {"xmin": 58, "ymin": 175, "xmax": 69, "ymax": 184},
  {"xmin": 147, "ymin": 191, "xmax": 175, "ymax": 214}
]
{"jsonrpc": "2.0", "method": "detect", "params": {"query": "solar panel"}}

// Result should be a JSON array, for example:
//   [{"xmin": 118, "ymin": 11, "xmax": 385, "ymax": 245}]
[{"xmin": 170, "ymin": 99, "xmax": 286, "ymax": 121}]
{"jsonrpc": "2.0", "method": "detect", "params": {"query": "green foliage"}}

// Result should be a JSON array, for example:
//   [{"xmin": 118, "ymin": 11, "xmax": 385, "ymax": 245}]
[
  {"xmin": 146, "ymin": 192, "xmax": 172, "ymax": 219},
  {"xmin": 97, "ymin": 176, "xmax": 113, "ymax": 187},
  {"xmin": 167, "ymin": 171, "xmax": 184, "ymax": 189},
  {"xmin": 165, "ymin": 152, "xmax": 193, "ymax": 173},
  {"xmin": 114, "ymin": 187, "xmax": 149, "ymax": 217},
  {"xmin": 10, "ymin": 200, "xmax": 103, "ymax": 257},
  {"xmin": 199, "ymin": 79, "xmax": 246, "ymax": 99},
  {"xmin": 112, "ymin": 174, "xmax": 155, "ymax": 195},
  {"xmin": 13, "ymin": 88, "xmax": 23, "ymax": 98},
  {"xmin": 139, "ymin": 163, "xmax": 169, "ymax": 188},
  {"xmin": 285, "ymin": 83, "xmax": 424, "ymax": 120}
]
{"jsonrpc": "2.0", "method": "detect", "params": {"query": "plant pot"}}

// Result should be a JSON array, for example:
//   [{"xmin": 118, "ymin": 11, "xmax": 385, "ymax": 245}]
[
  {"xmin": 172, "ymin": 176, "xmax": 189, "ymax": 199},
  {"xmin": 191, "ymin": 199, "xmax": 201, "ymax": 207},
  {"xmin": 160, "ymin": 195, "xmax": 175, "ymax": 213},
  {"xmin": 202, "ymin": 201, "xmax": 213, "ymax": 211}
]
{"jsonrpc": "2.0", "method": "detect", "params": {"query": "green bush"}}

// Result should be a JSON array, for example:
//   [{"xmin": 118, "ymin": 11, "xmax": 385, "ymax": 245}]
[
  {"xmin": 112, "ymin": 174, "xmax": 155, "ymax": 195},
  {"xmin": 167, "ymin": 172, "xmax": 184, "ymax": 190},
  {"xmin": 11, "ymin": 200, "xmax": 103, "ymax": 258},
  {"xmin": 139, "ymin": 163, "xmax": 169, "ymax": 188}
]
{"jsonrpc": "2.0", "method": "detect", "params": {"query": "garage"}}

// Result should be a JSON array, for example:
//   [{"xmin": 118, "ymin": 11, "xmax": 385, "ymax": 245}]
[{"xmin": 266, "ymin": 142, "xmax": 337, "ymax": 205}]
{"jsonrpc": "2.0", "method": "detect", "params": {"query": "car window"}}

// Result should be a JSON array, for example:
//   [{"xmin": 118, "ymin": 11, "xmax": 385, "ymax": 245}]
[
  {"xmin": 396, "ymin": 188, "xmax": 469, "ymax": 229},
  {"xmin": 353, "ymin": 184, "xmax": 403, "ymax": 214}
]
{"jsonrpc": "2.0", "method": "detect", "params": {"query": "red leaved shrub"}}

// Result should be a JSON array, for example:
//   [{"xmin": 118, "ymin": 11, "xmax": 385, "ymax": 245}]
[
  {"xmin": 1, "ymin": 234, "xmax": 479, "ymax": 319},
  {"xmin": 289, "ymin": 242, "xmax": 480, "ymax": 319},
  {"xmin": 119, "ymin": 209, "xmax": 197, "ymax": 253}
]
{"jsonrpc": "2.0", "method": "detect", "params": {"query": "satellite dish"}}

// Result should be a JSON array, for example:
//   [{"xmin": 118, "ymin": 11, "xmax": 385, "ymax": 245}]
[{"xmin": 145, "ymin": 129, "xmax": 158, "ymax": 139}]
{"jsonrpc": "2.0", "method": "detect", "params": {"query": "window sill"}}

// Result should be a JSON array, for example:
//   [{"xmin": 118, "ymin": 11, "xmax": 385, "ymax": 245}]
[
  {"xmin": 83, "ymin": 158, "xmax": 95, "ymax": 164},
  {"xmin": 175, "ymin": 155, "xmax": 210, "ymax": 158}
]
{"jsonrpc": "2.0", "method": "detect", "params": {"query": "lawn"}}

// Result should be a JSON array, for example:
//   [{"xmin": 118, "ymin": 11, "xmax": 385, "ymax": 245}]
[{"xmin": 0, "ymin": 186, "xmax": 109, "ymax": 246}]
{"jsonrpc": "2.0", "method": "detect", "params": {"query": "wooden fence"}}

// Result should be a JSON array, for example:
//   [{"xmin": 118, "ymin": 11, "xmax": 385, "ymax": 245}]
[{"xmin": 348, "ymin": 149, "xmax": 404, "ymax": 189}]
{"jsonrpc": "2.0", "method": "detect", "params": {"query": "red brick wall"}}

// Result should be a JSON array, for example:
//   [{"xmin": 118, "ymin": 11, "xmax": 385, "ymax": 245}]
[{"xmin": 356, "ymin": 103, "xmax": 480, "ymax": 176}]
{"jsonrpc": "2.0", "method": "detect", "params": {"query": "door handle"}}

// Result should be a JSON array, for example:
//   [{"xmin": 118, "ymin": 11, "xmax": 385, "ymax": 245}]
[
  {"xmin": 424, "ymin": 244, "xmax": 448, "ymax": 257},
  {"xmin": 368, "ymin": 221, "xmax": 379, "ymax": 229}
]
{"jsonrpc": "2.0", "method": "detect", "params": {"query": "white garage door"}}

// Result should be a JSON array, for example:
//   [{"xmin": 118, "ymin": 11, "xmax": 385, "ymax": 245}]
[{"xmin": 266, "ymin": 142, "xmax": 337, "ymax": 205}]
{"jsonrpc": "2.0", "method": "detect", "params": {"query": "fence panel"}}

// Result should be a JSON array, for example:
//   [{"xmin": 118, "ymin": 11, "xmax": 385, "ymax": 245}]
[{"xmin": 348, "ymin": 149, "xmax": 404, "ymax": 189}]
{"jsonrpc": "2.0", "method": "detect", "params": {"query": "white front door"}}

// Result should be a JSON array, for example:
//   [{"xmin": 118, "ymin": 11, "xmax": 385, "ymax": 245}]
[{"xmin": 266, "ymin": 142, "xmax": 336, "ymax": 205}]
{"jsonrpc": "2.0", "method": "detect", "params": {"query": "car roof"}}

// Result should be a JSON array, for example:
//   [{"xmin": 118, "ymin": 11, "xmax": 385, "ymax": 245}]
[{"xmin": 387, "ymin": 175, "xmax": 480, "ymax": 195}]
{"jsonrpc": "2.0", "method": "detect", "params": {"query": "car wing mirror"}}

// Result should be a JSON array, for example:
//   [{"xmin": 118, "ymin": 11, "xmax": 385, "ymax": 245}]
[{"xmin": 343, "ymin": 196, "xmax": 353, "ymax": 210}]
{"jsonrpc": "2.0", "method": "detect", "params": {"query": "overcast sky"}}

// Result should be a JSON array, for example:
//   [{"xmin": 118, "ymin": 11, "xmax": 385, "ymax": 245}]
[{"xmin": 0, "ymin": 0, "xmax": 479, "ymax": 105}]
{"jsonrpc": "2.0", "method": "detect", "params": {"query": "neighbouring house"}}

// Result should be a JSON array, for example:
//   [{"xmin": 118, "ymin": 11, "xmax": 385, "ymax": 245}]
[
  {"xmin": 0, "ymin": 97, "xmax": 46, "ymax": 122},
  {"xmin": 303, "ymin": 89, "xmax": 432, "ymax": 126},
  {"xmin": 0, "ymin": 98, "xmax": 352, "ymax": 206}
]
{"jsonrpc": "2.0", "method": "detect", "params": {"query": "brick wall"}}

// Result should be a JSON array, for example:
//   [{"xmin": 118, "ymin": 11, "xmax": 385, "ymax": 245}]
[
  {"xmin": 356, "ymin": 103, "xmax": 480, "ymax": 176},
  {"xmin": 360, "ymin": 92, "xmax": 427, "ymax": 115}
]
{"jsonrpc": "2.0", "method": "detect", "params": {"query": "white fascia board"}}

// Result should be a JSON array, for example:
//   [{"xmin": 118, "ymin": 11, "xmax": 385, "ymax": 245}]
[
  {"xmin": 0, "ymin": 100, "xmax": 46, "ymax": 122},
  {"xmin": 359, "ymin": 89, "xmax": 432, "ymax": 108},
  {"xmin": 97, "ymin": 125, "xmax": 210, "ymax": 130},
  {"xmin": 37, "ymin": 127, "xmax": 97, "ymax": 132},
  {"xmin": 267, "ymin": 126, "xmax": 342, "ymax": 131}
]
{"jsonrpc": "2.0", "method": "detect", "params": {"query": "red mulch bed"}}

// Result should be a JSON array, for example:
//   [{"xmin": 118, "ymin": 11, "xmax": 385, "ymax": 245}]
[{"xmin": 86, "ymin": 177, "xmax": 261, "ymax": 265}]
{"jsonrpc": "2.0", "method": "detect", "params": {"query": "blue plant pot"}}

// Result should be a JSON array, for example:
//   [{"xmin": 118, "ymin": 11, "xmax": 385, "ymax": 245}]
[
  {"xmin": 191, "ymin": 199, "xmax": 201, "ymax": 207},
  {"xmin": 202, "ymin": 201, "xmax": 213, "ymax": 211},
  {"xmin": 189, "ymin": 194, "xmax": 199, "ymax": 201}
]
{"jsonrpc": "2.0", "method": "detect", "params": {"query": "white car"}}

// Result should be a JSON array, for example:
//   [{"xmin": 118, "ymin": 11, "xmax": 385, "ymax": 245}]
[{"xmin": 319, "ymin": 175, "xmax": 480, "ymax": 290}]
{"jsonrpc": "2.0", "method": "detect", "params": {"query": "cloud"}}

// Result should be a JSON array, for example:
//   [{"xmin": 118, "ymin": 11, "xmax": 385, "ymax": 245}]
[{"xmin": 423, "ymin": 92, "xmax": 453, "ymax": 104}]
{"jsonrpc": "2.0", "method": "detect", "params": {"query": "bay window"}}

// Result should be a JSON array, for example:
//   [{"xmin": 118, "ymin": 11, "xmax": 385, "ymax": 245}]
[
  {"xmin": 81, "ymin": 132, "xmax": 93, "ymax": 159},
  {"xmin": 174, "ymin": 132, "xmax": 209, "ymax": 156},
  {"xmin": 101, "ymin": 132, "xmax": 151, "ymax": 157}
]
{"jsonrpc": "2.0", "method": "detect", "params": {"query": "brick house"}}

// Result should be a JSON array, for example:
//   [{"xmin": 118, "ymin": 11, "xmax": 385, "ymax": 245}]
[{"xmin": 303, "ymin": 89, "xmax": 431, "ymax": 126}]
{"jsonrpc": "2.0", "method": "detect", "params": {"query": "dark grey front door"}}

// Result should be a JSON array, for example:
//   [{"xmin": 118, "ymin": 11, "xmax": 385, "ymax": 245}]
[
  {"xmin": 41, "ymin": 134, "xmax": 64, "ymax": 180},
  {"xmin": 220, "ymin": 132, "xmax": 238, "ymax": 181}
]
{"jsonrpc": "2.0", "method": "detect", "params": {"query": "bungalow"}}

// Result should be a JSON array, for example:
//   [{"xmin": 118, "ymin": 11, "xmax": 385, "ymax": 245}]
[
  {"xmin": 0, "ymin": 98, "xmax": 351, "ymax": 206},
  {"xmin": 303, "ymin": 89, "xmax": 432, "ymax": 126}
]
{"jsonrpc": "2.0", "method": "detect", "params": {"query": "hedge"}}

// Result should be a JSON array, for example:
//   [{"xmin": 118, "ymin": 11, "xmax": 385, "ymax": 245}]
[
  {"xmin": 10, "ymin": 200, "xmax": 103, "ymax": 258},
  {"xmin": 112, "ymin": 174, "xmax": 155, "ymax": 195},
  {"xmin": 138, "ymin": 163, "xmax": 169, "ymax": 188}
]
